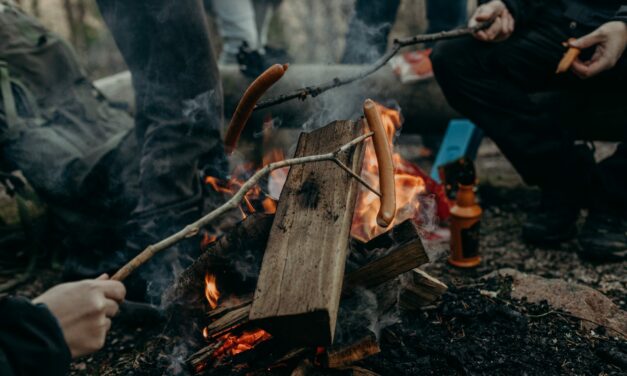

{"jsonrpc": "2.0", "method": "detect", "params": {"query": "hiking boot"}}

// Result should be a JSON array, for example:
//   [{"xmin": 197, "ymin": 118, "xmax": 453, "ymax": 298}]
[
  {"xmin": 578, "ymin": 210, "xmax": 627, "ymax": 262},
  {"xmin": 522, "ymin": 193, "xmax": 580, "ymax": 245}
]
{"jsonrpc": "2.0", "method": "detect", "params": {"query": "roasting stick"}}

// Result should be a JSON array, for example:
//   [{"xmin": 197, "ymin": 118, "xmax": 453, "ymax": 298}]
[
  {"xmin": 255, "ymin": 22, "xmax": 493, "ymax": 111},
  {"xmin": 363, "ymin": 99, "xmax": 396, "ymax": 227},
  {"xmin": 110, "ymin": 131, "xmax": 375, "ymax": 281},
  {"xmin": 224, "ymin": 63, "xmax": 289, "ymax": 154}
]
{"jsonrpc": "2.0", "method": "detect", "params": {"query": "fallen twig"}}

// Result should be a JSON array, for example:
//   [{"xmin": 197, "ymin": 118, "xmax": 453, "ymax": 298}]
[
  {"xmin": 254, "ymin": 23, "xmax": 490, "ymax": 110},
  {"xmin": 111, "ymin": 132, "xmax": 374, "ymax": 281}
]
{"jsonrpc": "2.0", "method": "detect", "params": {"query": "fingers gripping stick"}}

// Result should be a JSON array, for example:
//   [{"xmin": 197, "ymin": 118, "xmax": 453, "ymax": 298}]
[
  {"xmin": 363, "ymin": 99, "xmax": 396, "ymax": 227},
  {"xmin": 224, "ymin": 63, "xmax": 289, "ymax": 154}
]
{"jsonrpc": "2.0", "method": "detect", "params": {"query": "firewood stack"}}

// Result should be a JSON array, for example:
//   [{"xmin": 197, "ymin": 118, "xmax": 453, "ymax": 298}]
[{"xmin": 173, "ymin": 120, "xmax": 448, "ymax": 375}]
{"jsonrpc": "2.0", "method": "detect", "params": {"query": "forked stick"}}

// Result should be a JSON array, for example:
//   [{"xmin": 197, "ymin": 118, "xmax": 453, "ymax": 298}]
[{"xmin": 111, "ymin": 132, "xmax": 374, "ymax": 281}]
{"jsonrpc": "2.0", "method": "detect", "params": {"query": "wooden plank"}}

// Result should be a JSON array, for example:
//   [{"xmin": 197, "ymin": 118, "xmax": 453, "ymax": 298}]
[
  {"xmin": 343, "ymin": 224, "xmax": 429, "ymax": 292},
  {"xmin": 249, "ymin": 120, "xmax": 365, "ymax": 346}
]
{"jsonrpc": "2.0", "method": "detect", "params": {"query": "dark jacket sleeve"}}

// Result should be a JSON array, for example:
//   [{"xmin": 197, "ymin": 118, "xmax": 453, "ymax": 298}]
[
  {"xmin": 0, "ymin": 295, "xmax": 71, "ymax": 376},
  {"xmin": 501, "ymin": 0, "xmax": 526, "ymax": 22},
  {"xmin": 615, "ymin": 5, "xmax": 627, "ymax": 23}
]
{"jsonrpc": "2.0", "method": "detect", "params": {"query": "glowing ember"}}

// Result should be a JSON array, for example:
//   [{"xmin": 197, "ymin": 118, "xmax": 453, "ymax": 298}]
[
  {"xmin": 204, "ymin": 274, "xmax": 220, "ymax": 309},
  {"xmin": 213, "ymin": 329, "xmax": 272, "ymax": 360}
]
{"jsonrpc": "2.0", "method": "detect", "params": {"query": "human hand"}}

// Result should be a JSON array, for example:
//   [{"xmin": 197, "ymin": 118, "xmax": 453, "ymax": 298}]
[
  {"xmin": 569, "ymin": 21, "xmax": 627, "ymax": 79},
  {"xmin": 32, "ymin": 274, "xmax": 126, "ymax": 358},
  {"xmin": 469, "ymin": 0, "xmax": 515, "ymax": 42}
]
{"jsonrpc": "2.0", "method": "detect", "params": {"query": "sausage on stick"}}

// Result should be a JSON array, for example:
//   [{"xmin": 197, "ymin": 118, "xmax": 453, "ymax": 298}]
[
  {"xmin": 556, "ymin": 38, "xmax": 581, "ymax": 74},
  {"xmin": 363, "ymin": 99, "xmax": 396, "ymax": 227},
  {"xmin": 224, "ymin": 63, "xmax": 289, "ymax": 154}
]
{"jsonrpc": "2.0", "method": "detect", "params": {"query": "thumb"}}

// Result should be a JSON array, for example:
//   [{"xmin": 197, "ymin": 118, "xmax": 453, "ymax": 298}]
[
  {"xmin": 570, "ymin": 31, "xmax": 604, "ymax": 49},
  {"xmin": 96, "ymin": 273, "xmax": 110, "ymax": 281},
  {"xmin": 475, "ymin": 2, "xmax": 504, "ymax": 21},
  {"xmin": 475, "ymin": 6, "xmax": 495, "ymax": 22}
]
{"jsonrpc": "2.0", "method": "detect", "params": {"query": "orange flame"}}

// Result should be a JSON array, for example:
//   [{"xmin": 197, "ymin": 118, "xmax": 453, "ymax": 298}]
[
  {"xmin": 212, "ymin": 329, "xmax": 272, "ymax": 360},
  {"xmin": 201, "ymin": 232, "xmax": 217, "ymax": 249},
  {"xmin": 204, "ymin": 274, "xmax": 220, "ymax": 310},
  {"xmin": 203, "ymin": 156, "xmax": 279, "ymax": 220}
]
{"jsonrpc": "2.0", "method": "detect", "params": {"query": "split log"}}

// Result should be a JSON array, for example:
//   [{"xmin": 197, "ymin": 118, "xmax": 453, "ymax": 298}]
[
  {"xmin": 343, "ymin": 221, "xmax": 429, "ymax": 292},
  {"xmin": 327, "ymin": 336, "xmax": 380, "ymax": 369},
  {"xmin": 206, "ymin": 298, "xmax": 252, "ymax": 322},
  {"xmin": 399, "ymin": 269, "xmax": 448, "ymax": 310},
  {"xmin": 249, "ymin": 120, "xmax": 366, "ymax": 346},
  {"xmin": 204, "ymin": 304, "xmax": 252, "ymax": 340}
]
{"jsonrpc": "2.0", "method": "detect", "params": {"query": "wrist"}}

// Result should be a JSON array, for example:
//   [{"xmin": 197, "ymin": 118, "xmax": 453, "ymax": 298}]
[{"xmin": 608, "ymin": 21, "xmax": 627, "ymax": 46}]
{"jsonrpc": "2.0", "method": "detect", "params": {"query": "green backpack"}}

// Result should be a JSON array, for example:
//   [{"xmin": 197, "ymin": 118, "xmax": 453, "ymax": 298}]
[{"xmin": 0, "ymin": 1, "xmax": 136, "ymax": 253}]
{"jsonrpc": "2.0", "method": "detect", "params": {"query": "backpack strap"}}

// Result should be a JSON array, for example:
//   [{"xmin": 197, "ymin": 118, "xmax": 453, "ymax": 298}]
[{"xmin": 0, "ymin": 61, "xmax": 19, "ymax": 142}]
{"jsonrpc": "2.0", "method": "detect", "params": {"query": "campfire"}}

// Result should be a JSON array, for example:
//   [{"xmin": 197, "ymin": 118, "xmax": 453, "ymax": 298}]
[{"xmin": 177, "ymin": 103, "xmax": 449, "ymax": 374}]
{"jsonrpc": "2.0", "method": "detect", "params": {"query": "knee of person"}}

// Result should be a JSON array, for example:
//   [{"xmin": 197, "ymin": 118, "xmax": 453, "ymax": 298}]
[{"xmin": 430, "ymin": 39, "xmax": 471, "ymax": 81}]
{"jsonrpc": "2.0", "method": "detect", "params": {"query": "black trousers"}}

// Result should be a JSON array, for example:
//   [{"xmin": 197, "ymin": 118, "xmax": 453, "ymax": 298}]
[
  {"xmin": 431, "ymin": 12, "xmax": 627, "ymax": 211},
  {"xmin": 96, "ymin": 0, "xmax": 223, "ymax": 217},
  {"xmin": 93, "ymin": 0, "xmax": 224, "ymax": 299}
]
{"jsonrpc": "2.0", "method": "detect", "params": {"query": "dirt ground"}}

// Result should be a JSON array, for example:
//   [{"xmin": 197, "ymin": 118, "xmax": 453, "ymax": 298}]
[{"xmin": 2, "ymin": 138, "xmax": 625, "ymax": 375}]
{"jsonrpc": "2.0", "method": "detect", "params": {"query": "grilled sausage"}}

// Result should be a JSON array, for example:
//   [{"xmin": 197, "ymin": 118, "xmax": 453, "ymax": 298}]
[
  {"xmin": 556, "ymin": 38, "xmax": 581, "ymax": 74},
  {"xmin": 363, "ymin": 99, "xmax": 396, "ymax": 227},
  {"xmin": 224, "ymin": 63, "xmax": 288, "ymax": 154}
]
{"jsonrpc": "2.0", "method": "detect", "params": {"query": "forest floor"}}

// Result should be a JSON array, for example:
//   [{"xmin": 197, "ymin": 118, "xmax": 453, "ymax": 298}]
[{"xmin": 3, "ymin": 138, "xmax": 625, "ymax": 375}]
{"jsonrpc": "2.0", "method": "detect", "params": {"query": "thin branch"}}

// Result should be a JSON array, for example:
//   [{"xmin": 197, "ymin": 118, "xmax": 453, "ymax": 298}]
[
  {"xmin": 254, "ymin": 23, "xmax": 490, "ymax": 111},
  {"xmin": 332, "ymin": 157, "xmax": 380, "ymax": 197},
  {"xmin": 111, "ymin": 132, "xmax": 374, "ymax": 281}
]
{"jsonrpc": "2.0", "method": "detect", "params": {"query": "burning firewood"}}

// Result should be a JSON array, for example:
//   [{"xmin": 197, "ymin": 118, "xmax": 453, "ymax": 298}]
[
  {"xmin": 166, "ymin": 213, "xmax": 274, "ymax": 314},
  {"xmin": 399, "ymin": 269, "xmax": 448, "ymax": 310},
  {"xmin": 203, "ymin": 304, "xmax": 252, "ymax": 340},
  {"xmin": 188, "ymin": 217, "xmax": 427, "ymax": 372}
]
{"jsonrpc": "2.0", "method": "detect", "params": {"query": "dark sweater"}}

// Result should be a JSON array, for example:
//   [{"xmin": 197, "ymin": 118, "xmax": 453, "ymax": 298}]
[{"xmin": 0, "ymin": 295, "xmax": 71, "ymax": 376}]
